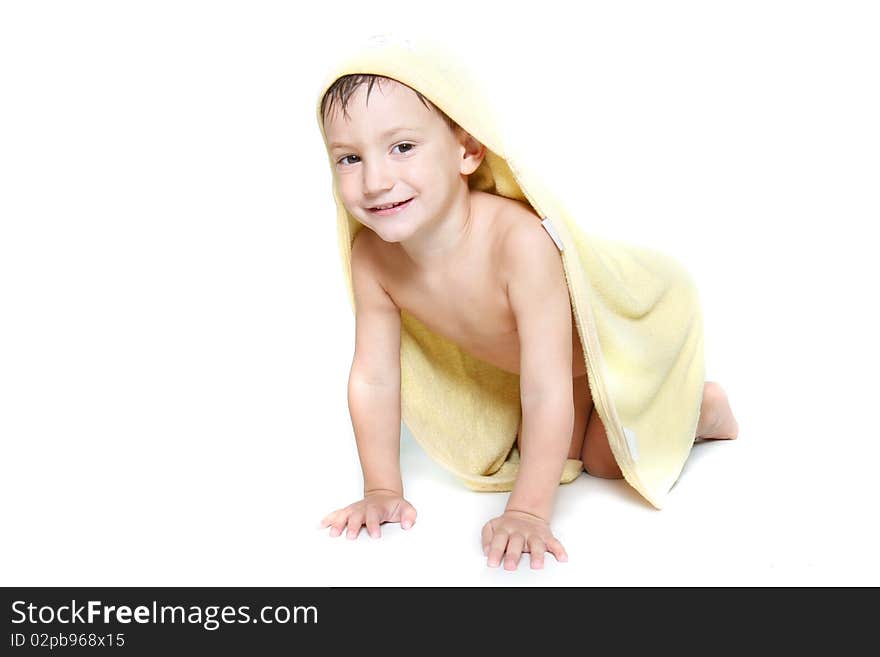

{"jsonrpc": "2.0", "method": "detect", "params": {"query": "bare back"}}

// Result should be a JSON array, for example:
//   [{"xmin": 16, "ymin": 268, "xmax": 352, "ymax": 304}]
[{"xmin": 366, "ymin": 190, "xmax": 586, "ymax": 378}]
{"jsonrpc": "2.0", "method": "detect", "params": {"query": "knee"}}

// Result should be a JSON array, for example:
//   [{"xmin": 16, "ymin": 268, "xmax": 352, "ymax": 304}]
[
  {"xmin": 581, "ymin": 410, "xmax": 623, "ymax": 479},
  {"xmin": 583, "ymin": 457, "xmax": 623, "ymax": 479}
]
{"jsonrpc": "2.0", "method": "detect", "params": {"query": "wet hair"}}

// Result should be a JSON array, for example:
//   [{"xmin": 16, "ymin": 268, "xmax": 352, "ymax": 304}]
[{"xmin": 320, "ymin": 73, "xmax": 460, "ymax": 134}]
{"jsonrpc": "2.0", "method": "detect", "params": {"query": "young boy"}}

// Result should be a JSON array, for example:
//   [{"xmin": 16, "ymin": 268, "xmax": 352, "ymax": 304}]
[{"xmin": 317, "ymin": 74, "xmax": 739, "ymax": 570}]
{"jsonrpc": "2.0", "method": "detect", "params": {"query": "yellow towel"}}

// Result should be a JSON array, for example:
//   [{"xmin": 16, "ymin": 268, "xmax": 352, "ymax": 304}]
[{"xmin": 314, "ymin": 34, "xmax": 705, "ymax": 509}]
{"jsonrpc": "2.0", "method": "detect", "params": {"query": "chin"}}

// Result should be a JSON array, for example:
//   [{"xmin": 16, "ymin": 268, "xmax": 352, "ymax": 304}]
[
  {"xmin": 360, "ymin": 205, "xmax": 421, "ymax": 243},
  {"xmin": 368, "ymin": 221, "xmax": 414, "ymax": 244}
]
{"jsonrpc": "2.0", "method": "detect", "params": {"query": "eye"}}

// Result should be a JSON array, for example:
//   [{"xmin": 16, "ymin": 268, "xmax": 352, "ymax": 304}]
[
  {"xmin": 393, "ymin": 142, "xmax": 415, "ymax": 154},
  {"xmin": 337, "ymin": 154, "xmax": 360, "ymax": 166}
]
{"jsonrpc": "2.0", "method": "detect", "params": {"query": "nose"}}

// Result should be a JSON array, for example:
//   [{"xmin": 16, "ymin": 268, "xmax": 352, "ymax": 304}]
[{"xmin": 362, "ymin": 158, "xmax": 394, "ymax": 197}]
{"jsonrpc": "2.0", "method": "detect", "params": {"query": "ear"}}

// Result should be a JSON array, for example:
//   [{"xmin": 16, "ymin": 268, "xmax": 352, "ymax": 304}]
[{"xmin": 458, "ymin": 129, "xmax": 486, "ymax": 176}]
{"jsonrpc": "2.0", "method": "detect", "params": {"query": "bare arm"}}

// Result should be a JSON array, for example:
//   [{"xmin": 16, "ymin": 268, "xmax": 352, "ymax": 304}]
[
  {"xmin": 503, "ymin": 224, "xmax": 574, "ymax": 522},
  {"xmin": 348, "ymin": 231, "xmax": 403, "ymax": 495}
]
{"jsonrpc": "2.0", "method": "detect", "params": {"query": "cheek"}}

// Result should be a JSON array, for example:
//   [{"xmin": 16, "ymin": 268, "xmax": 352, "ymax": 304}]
[
  {"xmin": 336, "ymin": 177, "xmax": 359, "ymax": 204},
  {"xmin": 405, "ymin": 161, "xmax": 442, "ymax": 192}
]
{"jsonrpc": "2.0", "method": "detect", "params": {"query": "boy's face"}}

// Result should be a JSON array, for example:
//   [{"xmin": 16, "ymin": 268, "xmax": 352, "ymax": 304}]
[{"xmin": 323, "ymin": 78, "xmax": 483, "ymax": 244}]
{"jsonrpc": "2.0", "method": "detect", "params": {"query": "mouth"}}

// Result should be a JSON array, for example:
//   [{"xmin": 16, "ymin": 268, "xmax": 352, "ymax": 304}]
[{"xmin": 368, "ymin": 197, "xmax": 414, "ymax": 216}]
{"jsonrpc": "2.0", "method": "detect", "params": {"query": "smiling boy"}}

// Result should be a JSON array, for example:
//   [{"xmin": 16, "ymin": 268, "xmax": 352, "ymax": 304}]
[{"xmin": 317, "ymin": 74, "xmax": 738, "ymax": 570}]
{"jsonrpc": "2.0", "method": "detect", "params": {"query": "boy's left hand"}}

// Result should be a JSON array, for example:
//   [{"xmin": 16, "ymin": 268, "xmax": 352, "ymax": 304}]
[{"xmin": 481, "ymin": 510, "xmax": 568, "ymax": 570}]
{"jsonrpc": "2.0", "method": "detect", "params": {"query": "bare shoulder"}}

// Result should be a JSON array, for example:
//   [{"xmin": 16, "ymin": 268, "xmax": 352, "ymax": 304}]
[
  {"xmin": 350, "ymin": 227, "xmax": 398, "ymax": 305},
  {"xmin": 351, "ymin": 225, "xmax": 381, "ymax": 259},
  {"xmin": 351, "ymin": 228, "xmax": 392, "ymax": 284},
  {"xmin": 494, "ymin": 197, "xmax": 563, "ymax": 287}
]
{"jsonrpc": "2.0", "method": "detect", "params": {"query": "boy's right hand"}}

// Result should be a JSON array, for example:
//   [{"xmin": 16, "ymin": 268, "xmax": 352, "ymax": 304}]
[{"xmin": 319, "ymin": 489, "xmax": 417, "ymax": 539}]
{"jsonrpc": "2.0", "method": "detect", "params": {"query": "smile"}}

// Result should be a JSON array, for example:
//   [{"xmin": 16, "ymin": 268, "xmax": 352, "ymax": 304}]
[{"xmin": 368, "ymin": 198, "xmax": 413, "ymax": 216}]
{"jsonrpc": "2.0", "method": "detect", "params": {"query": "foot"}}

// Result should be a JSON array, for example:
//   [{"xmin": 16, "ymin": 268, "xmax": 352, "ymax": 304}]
[{"xmin": 694, "ymin": 381, "xmax": 739, "ymax": 441}]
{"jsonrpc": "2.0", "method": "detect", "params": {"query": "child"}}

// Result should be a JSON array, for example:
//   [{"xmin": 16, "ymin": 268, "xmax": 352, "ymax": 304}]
[{"xmin": 316, "ymin": 64, "xmax": 738, "ymax": 571}]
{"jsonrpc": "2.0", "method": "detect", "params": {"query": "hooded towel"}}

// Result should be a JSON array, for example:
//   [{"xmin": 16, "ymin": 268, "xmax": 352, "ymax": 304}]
[{"xmin": 314, "ymin": 34, "xmax": 705, "ymax": 509}]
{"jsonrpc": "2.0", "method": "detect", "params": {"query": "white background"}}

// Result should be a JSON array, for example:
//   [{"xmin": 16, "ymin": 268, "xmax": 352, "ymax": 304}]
[{"xmin": 1, "ymin": 0, "xmax": 878, "ymax": 586}]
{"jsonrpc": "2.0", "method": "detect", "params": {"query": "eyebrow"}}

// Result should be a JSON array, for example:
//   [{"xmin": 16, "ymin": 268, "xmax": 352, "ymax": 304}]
[{"xmin": 328, "ymin": 127, "xmax": 418, "ymax": 150}]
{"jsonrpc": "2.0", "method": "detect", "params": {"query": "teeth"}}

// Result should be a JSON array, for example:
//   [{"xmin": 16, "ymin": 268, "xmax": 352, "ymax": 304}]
[{"xmin": 373, "ymin": 199, "xmax": 406, "ymax": 210}]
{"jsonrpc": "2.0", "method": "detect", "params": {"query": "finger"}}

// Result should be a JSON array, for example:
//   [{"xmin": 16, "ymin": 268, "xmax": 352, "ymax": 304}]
[
  {"xmin": 400, "ymin": 504, "xmax": 417, "ymax": 530},
  {"xmin": 481, "ymin": 523, "xmax": 494, "ymax": 556},
  {"xmin": 487, "ymin": 533, "xmax": 509, "ymax": 568},
  {"xmin": 327, "ymin": 514, "xmax": 346, "ymax": 538},
  {"xmin": 365, "ymin": 507, "xmax": 381, "ymax": 539},
  {"xmin": 345, "ymin": 512, "xmax": 364, "ymax": 540},
  {"xmin": 504, "ymin": 534, "xmax": 526, "ymax": 571},
  {"xmin": 527, "ymin": 536, "xmax": 547, "ymax": 569},
  {"xmin": 546, "ymin": 536, "xmax": 569, "ymax": 562},
  {"xmin": 320, "ymin": 507, "xmax": 347, "ymax": 528}
]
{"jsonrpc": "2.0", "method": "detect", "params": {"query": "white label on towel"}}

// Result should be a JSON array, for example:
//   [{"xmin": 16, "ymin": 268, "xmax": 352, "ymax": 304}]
[
  {"xmin": 541, "ymin": 217, "xmax": 565, "ymax": 252},
  {"xmin": 622, "ymin": 426, "xmax": 639, "ymax": 462}
]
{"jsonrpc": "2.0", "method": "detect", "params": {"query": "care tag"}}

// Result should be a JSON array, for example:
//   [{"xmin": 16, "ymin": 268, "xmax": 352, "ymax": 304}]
[
  {"xmin": 541, "ymin": 217, "xmax": 565, "ymax": 252},
  {"xmin": 622, "ymin": 426, "xmax": 639, "ymax": 462}
]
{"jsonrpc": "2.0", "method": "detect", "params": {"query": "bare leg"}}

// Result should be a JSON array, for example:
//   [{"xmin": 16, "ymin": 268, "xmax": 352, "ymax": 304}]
[
  {"xmin": 521, "ymin": 380, "xmax": 738, "ymax": 478},
  {"xmin": 581, "ymin": 380, "xmax": 738, "ymax": 478},
  {"xmin": 581, "ymin": 407, "xmax": 622, "ymax": 478}
]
